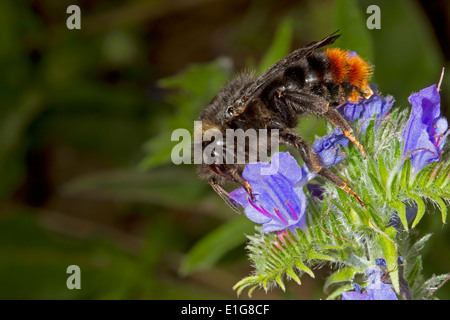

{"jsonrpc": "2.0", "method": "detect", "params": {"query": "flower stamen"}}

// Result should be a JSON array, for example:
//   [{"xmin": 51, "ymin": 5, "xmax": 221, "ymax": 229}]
[
  {"xmin": 274, "ymin": 208, "xmax": 288, "ymax": 225},
  {"xmin": 285, "ymin": 200, "xmax": 298, "ymax": 220},
  {"xmin": 247, "ymin": 196, "xmax": 274, "ymax": 219},
  {"xmin": 434, "ymin": 133, "xmax": 442, "ymax": 148}
]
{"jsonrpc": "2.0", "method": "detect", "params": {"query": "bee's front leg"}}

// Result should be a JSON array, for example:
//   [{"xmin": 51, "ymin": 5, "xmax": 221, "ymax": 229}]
[
  {"xmin": 228, "ymin": 167, "xmax": 255, "ymax": 201},
  {"xmin": 209, "ymin": 178, "xmax": 242, "ymax": 214},
  {"xmin": 209, "ymin": 164, "xmax": 255, "ymax": 201}
]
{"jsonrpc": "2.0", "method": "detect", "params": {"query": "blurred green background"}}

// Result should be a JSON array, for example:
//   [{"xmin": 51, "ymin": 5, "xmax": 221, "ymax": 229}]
[{"xmin": 1, "ymin": 0, "xmax": 449, "ymax": 299}]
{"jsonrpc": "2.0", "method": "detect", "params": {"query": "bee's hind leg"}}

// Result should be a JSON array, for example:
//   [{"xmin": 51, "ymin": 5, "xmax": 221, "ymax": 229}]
[
  {"xmin": 323, "ymin": 106, "xmax": 367, "ymax": 158},
  {"xmin": 274, "ymin": 88, "xmax": 367, "ymax": 157},
  {"xmin": 280, "ymin": 130, "xmax": 365, "ymax": 207}
]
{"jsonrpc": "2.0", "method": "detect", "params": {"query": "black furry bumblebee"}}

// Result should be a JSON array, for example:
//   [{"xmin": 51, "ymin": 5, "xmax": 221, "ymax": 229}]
[{"xmin": 197, "ymin": 33, "xmax": 373, "ymax": 212}]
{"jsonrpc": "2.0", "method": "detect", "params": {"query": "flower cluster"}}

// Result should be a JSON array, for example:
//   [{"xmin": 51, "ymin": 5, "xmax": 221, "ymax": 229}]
[{"xmin": 341, "ymin": 258, "xmax": 398, "ymax": 300}]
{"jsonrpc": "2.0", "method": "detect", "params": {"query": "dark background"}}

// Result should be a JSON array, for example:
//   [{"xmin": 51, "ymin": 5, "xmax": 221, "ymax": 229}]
[{"xmin": 1, "ymin": 0, "xmax": 449, "ymax": 299}]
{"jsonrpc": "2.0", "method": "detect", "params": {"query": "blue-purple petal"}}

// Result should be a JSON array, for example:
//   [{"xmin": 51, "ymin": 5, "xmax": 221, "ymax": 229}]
[
  {"xmin": 341, "ymin": 87, "xmax": 394, "ymax": 133},
  {"xmin": 342, "ymin": 291, "xmax": 371, "ymax": 300},
  {"xmin": 242, "ymin": 152, "xmax": 302, "ymax": 186},
  {"xmin": 229, "ymin": 187, "xmax": 249, "ymax": 207},
  {"xmin": 367, "ymin": 282, "xmax": 398, "ymax": 300},
  {"xmin": 402, "ymin": 84, "xmax": 448, "ymax": 170},
  {"xmin": 229, "ymin": 152, "xmax": 308, "ymax": 232},
  {"xmin": 296, "ymin": 128, "xmax": 349, "ymax": 187}
]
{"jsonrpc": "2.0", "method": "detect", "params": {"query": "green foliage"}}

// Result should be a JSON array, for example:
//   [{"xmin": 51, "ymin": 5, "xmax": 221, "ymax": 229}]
[
  {"xmin": 333, "ymin": 0, "xmax": 374, "ymax": 61},
  {"xmin": 257, "ymin": 17, "xmax": 293, "ymax": 74},
  {"xmin": 180, "ymin": 216, "xmax": 255, "ymax": 275},
  {"xmin": 62, "ymin": 166, "xmax": 211, "ymax": 210}
]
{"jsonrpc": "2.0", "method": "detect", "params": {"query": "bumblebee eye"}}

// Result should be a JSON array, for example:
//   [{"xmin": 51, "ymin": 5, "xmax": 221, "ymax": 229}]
[
  {"xmin": 210, "ymin": 164, "xmax": 228, "ymax": 176},
  {"xmin": 226, "ymin": 106, "xmax": 234, "ymax": 117}
]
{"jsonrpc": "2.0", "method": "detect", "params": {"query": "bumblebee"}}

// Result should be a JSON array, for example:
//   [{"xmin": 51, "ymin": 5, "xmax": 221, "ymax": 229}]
[{"xmin": 197, "ymin": 33, "xmax": 372, "ymax": 212}]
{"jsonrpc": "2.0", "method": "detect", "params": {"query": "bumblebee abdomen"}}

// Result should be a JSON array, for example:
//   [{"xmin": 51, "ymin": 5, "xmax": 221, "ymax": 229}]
[
  {"xmin": 257, "ymin": 45, "xmax": 374, "ymax": 125},
  {"xmin": 325, "ymin": 48, "xmax": 373, "ymax": 102},
  {"xmin": 277, "ymin": 48, "xmax": 373, "ymax": 104},
  {"xmin": 278, "ymin": 49, "xmax": 373, "ymax": 104}
]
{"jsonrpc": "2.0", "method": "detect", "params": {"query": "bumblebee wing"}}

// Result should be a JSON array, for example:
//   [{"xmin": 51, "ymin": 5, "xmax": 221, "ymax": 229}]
[
  {"xmin": 209, "ymin": 180, "xmax": 242, "ymax": 214},
  {"xmin": 243, "ymin": 32, "xmax": 340, "ymax": 101}
]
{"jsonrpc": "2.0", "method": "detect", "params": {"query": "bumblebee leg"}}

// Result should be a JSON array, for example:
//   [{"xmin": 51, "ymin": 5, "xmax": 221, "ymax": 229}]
[
  {"xmin": 274, "ymin": 89, "xmax": 367, "ymax": 157},
  {"xmin": 280, "ymin": 130, "xmax": 365, "ymax": 206},
  {"xmin": 228, "ymin": 167, "xmax": 255, "ymax": 201},
  {"xmin": 280, "ymin": 131, "xmax": 323, "ymax": 172},
  {"xmin": 209, "ymin": 164, "xmax": 255, "ymax": 201},
  {"xmin": 209, "ymin": 179, "xmax": 242, "ymax": 214},
  {"xmin": 323, "ymin": 107, "xmax": 367, "ymax": 158},
  {"xmin": 316, "ymin": 167, "xmax": 365, "ymax": 207},
  {"xmin": 274, "ymin": 89, "xmax": 329, "ymax": 118}
]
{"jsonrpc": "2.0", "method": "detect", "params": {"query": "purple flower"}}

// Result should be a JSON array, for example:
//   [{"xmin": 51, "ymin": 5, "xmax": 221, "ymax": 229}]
[
  {"xmin": 402, "ymin": 84, "xmax": 449, "ymax": 171},
  {"xmin": 342, "ymin": 258, "xmax": 398, "ymax": 300},
  {"xmin": 229, "ymin": 129, "xmax": 351, "ymax": 232},
  {"xmin": 341, "ymin": 87, "xmax": 394, "ymax": 133},
  {"xmin": 297, "ymin": 127, "xmax": 349, "ymax": 186},
  {"xmin": 229, "ymin": 152, "xmax": 307, "ymax": 233}
]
